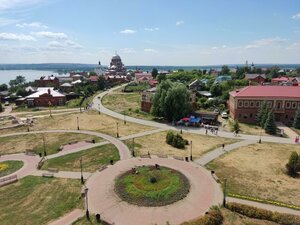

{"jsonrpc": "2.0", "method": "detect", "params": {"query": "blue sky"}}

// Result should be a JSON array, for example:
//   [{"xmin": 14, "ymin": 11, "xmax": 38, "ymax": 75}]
[{"xmin": 0, "ymin": 0, "xmax": 300, "ymax": 65}]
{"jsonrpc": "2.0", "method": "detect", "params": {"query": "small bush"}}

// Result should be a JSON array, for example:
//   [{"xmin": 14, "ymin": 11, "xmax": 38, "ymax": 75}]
[
  {"xmin": 226, "ymin": 202, "xmax": 300, "ymax": 225},
  {"xmin": 135, "ymin": 108, "xmax": 140, "ymax": 113},
  {"xmin": 166, "ymin": 131, "xmax": 188, "ymax": 149},
  {"xmin": 181, "ymin": 207, "xmax": 223, "ymax": 225}
]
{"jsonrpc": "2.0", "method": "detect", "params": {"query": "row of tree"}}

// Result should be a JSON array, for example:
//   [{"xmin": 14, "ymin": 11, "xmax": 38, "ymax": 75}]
[{"xmin": 256, "ymin": 102, "xmax": 277, "ymax": 135}]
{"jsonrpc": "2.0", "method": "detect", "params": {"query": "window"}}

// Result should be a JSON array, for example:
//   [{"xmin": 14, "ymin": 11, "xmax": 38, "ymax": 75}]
[
  {"xmin": 250, "ymin": 101, "xmax": 254, "ymax": 108},
  {"xmin": 277, "ymin": 102, "xmax": 281, "ymax": 109},
  {"xmin": 285, "ymin": 114, "xmax": 288, "ymax": 119},
  {"xmin": 244, "ymin": 101, "xmax": 249, "ymax": 108},
  {"xmin": 250, "ymin": 113, "xmax": 253, "ymax": 118},
  {"xmin": 267, "ymin": 101, "xmax": 272, "ymax": 108},
  {"xmin": 286, "ymin": 102, "xmax": 291, "ymax": 109},
  {"xmin": 256, "ymin": 101, "xmax": 260, "ymax": 108},
  {"xmin": 238, "ymin": 100, "xmax": 243, "ymax": 108},
  {"xmin": 238, "ymin": 114, "xmax": 241, "ymax": 118},
  {"xmin": 243, "ymin": 114, "xmax": 248, "ymax": 119},
  {"xmin": 58, "ymin": 98, "xmax": 64, "ymax": 105},
  {"xmin": 292, "ymin": 102, "xmax": 297, "ymax": 109}
]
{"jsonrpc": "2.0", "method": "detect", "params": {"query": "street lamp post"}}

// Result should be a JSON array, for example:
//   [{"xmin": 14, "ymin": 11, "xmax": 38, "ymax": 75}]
[
  {"xmin": 190, "ymin": 140, "xmax": 193, "ymax": 161},
  {"xmin": 132, "ymin": 138, "xmax": 135, "ymax": 157},
  {"xmin": 80, "ymin": 157, "xmax": 84, "ymax": 184},
  {"xmin": 116, "ymin": 122, "xmax": 119, "ymax": 138},
  {"xmin": 223, "ymin": 178, "xmax": 227, "ymax": 207},
  {"xmin": 98, "ymin": 103, "xmax": 100, "ymax": 115},
  {"xmin": 43, "ymin": 135, "xmax": 47, "ymax": 157},
  {"xmin": 77, "ymin": 116, "xmax": 79, "ymax": 130},
  {"xmin": 180, "ymin": 124, "xmax": 183, "ymax": 134},
  {"xmin": 124, "ymin": 112, "xmax": 126, "ymax": 125},
  {"xmin": 258, "ymin": 129, "xmax": 262, "ymax": 143},
  {"xmin": 85, "ymin": 188, "xmax": 89, "ymax": 219}
]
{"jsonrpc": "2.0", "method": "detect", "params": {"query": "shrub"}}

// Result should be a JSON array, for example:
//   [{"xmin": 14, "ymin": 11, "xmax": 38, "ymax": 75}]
[
  {"xmin": 286, "ymin": 151, "xmax": 300, "ymax": 177},
  {"xmin": 166, "ymin": 131, "xmax": 188, "ymax": 149},
  {"xmin": 181, "ymin": 207, "xmax": 223, "ymax": 225},
  {"xmin": 226, "ymin": 202, "xmax": 300, "ymax": 225}
]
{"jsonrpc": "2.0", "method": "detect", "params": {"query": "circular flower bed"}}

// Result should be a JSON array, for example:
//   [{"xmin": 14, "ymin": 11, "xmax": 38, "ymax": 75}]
[
  {"xmin": 115, "ymin": 165, "xmax": 190, "ymax": 206},
  {"xmin": 0, "ymin": 160, "xmax": 24, "ymax": 177}
]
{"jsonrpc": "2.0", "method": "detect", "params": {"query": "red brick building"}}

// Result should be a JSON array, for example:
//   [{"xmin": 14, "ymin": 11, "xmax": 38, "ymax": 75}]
[
  {"xmin": 229, "ymin": 86, "xmax": 300, "ymax": 125},
  {"xmin": 25, "ymin": 88, "xmax": 66, "ymax": 107},
  {"xmin": 35, "ymin": 75, "xmax": 59, "ymax": 87},
  {"xmin": 244, "ymin": 74, "xmax": 266, "ymax": 84}
]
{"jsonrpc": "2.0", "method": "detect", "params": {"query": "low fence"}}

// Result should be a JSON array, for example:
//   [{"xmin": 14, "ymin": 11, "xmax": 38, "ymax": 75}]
[{"xmin": 0, "ymin": 174, "xmax": 18, "ymax": 187}]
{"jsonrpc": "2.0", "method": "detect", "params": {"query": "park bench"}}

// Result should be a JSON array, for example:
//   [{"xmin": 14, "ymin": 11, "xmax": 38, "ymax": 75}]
[
  {"xmin": 42, "ymin": 173, "xmax": 54, "ymax": 178},
  {"xmin": 47, "ymin": 167, "xmax": 59, "ymax": 173},
  {"xmin": 173, "ymin": 156, "xmax": 184, "ymax": 161},
  {"xmin": 25, "ymin": 149, "xmax": 36, "ymax": 156},
  {"xmin": 0, "ymin": 175, "xmax": 18, "ymax": 187},
  {"xmin": 68, "ymin": 141, "xmax": 78, "ymax": 145},
  {"xmin": 98, "ymin": 165, "xmax": 107, "ymax": 172}
]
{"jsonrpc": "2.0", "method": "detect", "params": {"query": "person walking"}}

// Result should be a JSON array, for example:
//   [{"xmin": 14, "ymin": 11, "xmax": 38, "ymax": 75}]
[{"xmin": 222, "ymin": 143, "xmax": 225, "ymax": 151}]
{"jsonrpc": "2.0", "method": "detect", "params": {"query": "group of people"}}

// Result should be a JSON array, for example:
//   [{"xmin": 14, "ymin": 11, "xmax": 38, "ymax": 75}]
[
  {"xmin": 295, "ymin": 136, "xmax": 300, "ymax": 143},
  {"xmin": 205, "ymin": 126, "xmax": 218, "ymax": 135}
]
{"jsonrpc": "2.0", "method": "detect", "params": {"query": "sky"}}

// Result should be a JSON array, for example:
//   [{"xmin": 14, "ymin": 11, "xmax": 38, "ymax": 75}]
[{"xmin": 0, "ymin": 0, "xmax": 300, "ymax": 66}]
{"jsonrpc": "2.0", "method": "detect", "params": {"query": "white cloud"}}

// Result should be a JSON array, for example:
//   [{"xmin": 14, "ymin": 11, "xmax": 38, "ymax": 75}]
[
  {"xmin": 47, "ymin": 40, "xmax": 83, "ymax": 50},
  {"xmin": 144, "ymin": 48, "xmax": 158, "ymax": 53},
  {"xmin": 245, "ymin": 37, "xmax": 287, "ymax": 49},
  {"xmin": 211, "ymin": 45, "xmax": 227, "ymax": 50},
  {"xmin": 65, "ymin": 40, "xmax": 83, "ymax": 49},
  {"xmin": 120, "ymin": 29, "xmax": 136, "ymax": 34},
  {"xmin": 144, "ymin": 27, "xmax": 159, "ymax": 32},
  {"xmin": 0, "ymin": 32, "xmax": 35, "ymax": 41},
  {"xmin": 292, "ymin": 13, "xmax": 300, "ymax": 20},
  {"xmin": 120, "ymin": 48, "xmax": 136, "ymax": 53},
  {"xmin": 16, "ymin": 22, "xmax": 48, "ymax": 29},
  {"xmin": 176, "ymin": 20, "xmax": 184, "ymax": 26},
  {"xmin": 34, "ymin": 31, "xmax": 68, "ymax": 39},
  {"xmin": 211, "ymin": 46, "xmax": 218, "ymax": 50}
]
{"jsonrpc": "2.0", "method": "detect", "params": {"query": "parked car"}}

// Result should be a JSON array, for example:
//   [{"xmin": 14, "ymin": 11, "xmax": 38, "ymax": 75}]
[
  {"xmin": 221, "ymin": 111, "xmax": 228, "ymax": 119},
  {"xmin": 4, "ymin": 101, "xmax": 9, "ymax": 106}
]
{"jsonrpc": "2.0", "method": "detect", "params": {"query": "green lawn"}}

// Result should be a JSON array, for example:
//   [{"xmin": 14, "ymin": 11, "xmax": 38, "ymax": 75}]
[
  {"xmin": 0, "ymin": 176, "xmax": 82, "ymax": 225},
  {"xmin": 0, "ymin": 160, "xmax": 24, "ymax": 177},
  {"xmin": 72, "ymin": 216, "xmax": 104, "ymax": 225},
  {"xmin": 42, "ymin": 144, "xmax": 120, "ymax": 172},
  {"xmin": 0, "ymin": 133, "xmax": 103, "ymax": 155}
]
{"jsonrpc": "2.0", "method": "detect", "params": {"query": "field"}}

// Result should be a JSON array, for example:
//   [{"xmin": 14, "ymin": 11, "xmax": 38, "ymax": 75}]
[
  {"xmin": 102, "ymin": 88, "xmax": 154, "ymax": 120},
  {"xmin": 30, "ymin": 110, "xmax": 153, "ymax": 137},
  {"xmin": 207, "ymin": 143, "xmax": 300, "ymax": 206},
  {"xmin": 0, "ymin": 132, "xmax": 103, "ymax": 155},
  {"xmin": 42, "ymin": 144, "xmax": 119, "ymax": 172},
  {"xmin": 0, "ymin": 176, "xmax": 82, "ymax": 225},
  {"xmin": 0, "ymin": 160, "xmax": 23, "ymax": 177},
  {"xmin": 124, "ymin": 131, "xmax": 237, "ymax": 158}
]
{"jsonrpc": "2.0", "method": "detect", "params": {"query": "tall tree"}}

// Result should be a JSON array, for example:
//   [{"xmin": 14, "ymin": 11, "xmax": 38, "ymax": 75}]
[
  {"xmin": 97, "ymin": 76, "xmax": 105, "ymax": 90},
  {"xmin": 15, "ymin": 75, "xmax": 26, "ymax": 85},
  {"xmin": 293, "ymin": 108, "xmax": 300, "ymax": 129},
  {"xmin": 256, "ymin": 101, "xmax": 267, "ymax": 126},
  {"xmin": 221, "ymin": 65, "xmax": 230, "ymax": 75},
  {"xmin": 0, "ymin": 84, "xmax": 8, "ymax": 91},
  {"xmin": 210, "ymin": 84, "xmax": 223, "ymax": 97},
  {"xmin": 264, "ymin": 111, "xmax": 277, "ymax": 134},
  {"xmin": 152, "ymin": 80, "xmax": 173, "ymax": 118},
  {"xmin": 151, "ymin": 68, "xmax": 158, "ymax": 79}
]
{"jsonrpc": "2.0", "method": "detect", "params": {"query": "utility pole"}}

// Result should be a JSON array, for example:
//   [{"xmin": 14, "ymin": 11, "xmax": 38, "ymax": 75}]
[
  {"xmin": 80, "ymin": 157, "xmax": 84, "ymax": 184},
  {"xmin": 77, "ymin": 116, "xmax": 79, "ymax": 130},
  {"xmin": 223, "ymin": 178, "xmax": 227, "ymax": 207},
  {"xmin": 190, "ymin": 140, "xmax": 193, "ymax": 161}
]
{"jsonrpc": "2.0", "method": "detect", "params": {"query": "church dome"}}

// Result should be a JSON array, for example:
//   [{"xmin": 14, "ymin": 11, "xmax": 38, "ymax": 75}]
[{"xmin": 112, "ymin": 54, "xmax": 121, "ymax": 60}]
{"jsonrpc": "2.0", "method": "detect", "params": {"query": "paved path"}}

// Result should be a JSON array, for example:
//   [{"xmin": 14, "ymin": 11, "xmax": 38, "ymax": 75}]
[
  {"xmin": 32, "ymin": 170, "xmax": 92, "ymax": 179},
  {"xmin": 0, "ymin": 153, "xmax": 40, "ymax": 179},
  {"xmin": 93, "ymin": 88, "xmax": 294, "ymax": 145},
  {"xmin": 86, "ymin": 157, "xmax": 223, "ymax": 225},
  {"xmin": 196, "ymin": 139, "xmax": 257, "ymax": 166},
  {"xmin": 48, "ymin": 209, "xmax": 84, "ymax": 225},
  {"xmin": 227, "ymin": 197, "xmax": 300, "ymax": 216},
  {"xmin": 276, "ymin": 122, "xmax": 299, "ymax": 139},
  {"xmin": 0, "ymin": 129, "xmax": 131, "ymax": 160}
]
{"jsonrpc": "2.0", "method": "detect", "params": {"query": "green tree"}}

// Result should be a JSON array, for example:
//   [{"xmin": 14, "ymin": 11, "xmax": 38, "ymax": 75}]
[
  {"xmin": 221, "ymin": 65, "xmax": 230, "ymax": 75},
  {"xmin": 231, "ymin": 120, "xmax": 240, "ymax": 133},
  {"xmin": 0, "ymin": 103, "xmax": 2, "ymax": 112},
  {"xmin": 97, "ymin": 76, "xmax": 105, "ymax": 90},
  {"xmin": 293, "ymin": 108, "xmax": 300, "ymax": 129},
  {"xmin": 0, "ymin": 84, "xmax": 8, "ymax": 91},
  {"xmin": 15, "ymin": 75, "xmax": 26, "ymax": 85},
  {"xmin": 157, "ymin": 74, "xmax": 166, "ymax": 83},
  {"xmin": 151, "ymin": 68, "xmax": 158, "ymax": 79},
  {"xmin": 89, "ymin": 71, "xmax": 97, "ymax": 76},
  {"xmin": 256, "ymin": 101, "xmax": 267, "ymax": 126},
  {"xmin": 210, "ymin": 84, "xmax": 223, "ymax": 97},
  {"xmin": 264, "ymin": 111, "xmax": 277, "ymax": 134},
  {"xmin": 286, "ymin": 151, "xmax": 300, "ymax": 177},
  {"xmin": 268, "ymin": 66, "xmax": 280, "ymax": 78},
  {"xmin": 152, "ymin": 80, "xmax": 173, "ymax": 117}
]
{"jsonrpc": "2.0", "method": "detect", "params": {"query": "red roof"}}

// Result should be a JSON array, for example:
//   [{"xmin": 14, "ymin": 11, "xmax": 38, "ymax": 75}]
[
  {"xmin": 89, "ymin": 76, "xmax": 98, "ymax": 82},
  {"xmin": 271, "ymin": 76, "xmax": 289, "ymax": 82},
  {"xmin": 230, "ymin": 86, "xmax": 300, "ymax": 98}
]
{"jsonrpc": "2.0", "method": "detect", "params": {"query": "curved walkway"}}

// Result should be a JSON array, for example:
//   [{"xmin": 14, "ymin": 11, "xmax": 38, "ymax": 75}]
[
  {"xmin": 93, "ymin": 88, "xmax": 294, "ymax": 145},
  {"xmin": 86, "ymin": 157, "xmax": 223, "ymax": 225}
]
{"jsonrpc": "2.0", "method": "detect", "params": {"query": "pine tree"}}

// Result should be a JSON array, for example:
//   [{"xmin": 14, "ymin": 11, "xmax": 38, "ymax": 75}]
[
  {"xmin": 286, "ymin": 151, "xmax": 300, "ymax": 177},
  {"xmin": 264, "ymin": 111, "xmax": 277, "ymax": 135},
  {"xmin": 256, "ymin": 101, "xmax": 267, "ymax": 127},
  {"xmin": 293, "ymin": 108, "xmax": 300, "ymax": 129},
  {"xmin": 0, "ymin": 103, "xmax": 2, "ymax": 112}
]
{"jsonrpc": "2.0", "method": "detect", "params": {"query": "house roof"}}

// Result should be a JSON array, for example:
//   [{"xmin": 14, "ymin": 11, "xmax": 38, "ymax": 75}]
[
  {"xmin": 271, "ymin": 76, "xmax": 289, "ymax": 82},
  {"xmin": 89, "ymin": 76, "xmax": 99, "ymax": 82},
  {"xmin": 60, "ymin": 83, "xmax": 73, "ymax": 87},
  {"xmin": 230, "ymin": 86, "xmax": 300, "ymax": 98},
  {"xmin": 245, "ymin": 74, "xmax": 266, "ymax": 80},
  {"xmin": 26, "ymin": 88, "xmax": 65, "ymax": 98}
]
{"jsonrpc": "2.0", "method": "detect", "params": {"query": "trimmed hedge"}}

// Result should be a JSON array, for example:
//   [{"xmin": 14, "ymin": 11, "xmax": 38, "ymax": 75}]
[
  {"xmin": 226, "ymin": 202, "xmax": 300, "ymax": 225},
  {"xmin": 181, "ymin": 208, "xmax": 223, "ymax": 225},
  {"xmin": 166, "ymin": 131, "xmax": 188, "ymax": 149}
]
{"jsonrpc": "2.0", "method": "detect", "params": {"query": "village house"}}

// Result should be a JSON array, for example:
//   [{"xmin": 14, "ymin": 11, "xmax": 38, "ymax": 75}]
[
  {"xmin": 229, "ymin": 86, "xmax": 300, "ymax": 125},
  {"xmin": 35, "ymin": 75, "xmax": 59, "ymax": 88},
  {"xmin": 244, "ymin": 74, "xmax": 266, "ymax": 84},
  {"xmin": 24, "ymin": 87, "xmax": 66, "ymax": 107},
  {"xmin": 271, "ymin": 76, "xmax": 298, "ymax": 86}
]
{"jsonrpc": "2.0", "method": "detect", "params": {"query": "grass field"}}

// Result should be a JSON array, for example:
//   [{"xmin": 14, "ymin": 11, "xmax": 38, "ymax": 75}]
[
  {"xmin": 30, "ymin": 110, "xmax": 153, "ymax": 137},
  {"xmin": 42, "ymin": 144, "xmax": 119, "ymax": 172},
  {"xmin": 0, "ymin": 133, "xmax": 103, "ymax": 155},
  {"xmin": 207, "ymin": 143, "xmax": 300, "ymax": 206},
  {"xmin": 124, "ymin": 131, "xmax": 237, "ymax": 159},
  {"xmin": 72, "ymin": 216, "xmax": 104, "ymax": 225},
  {"xmin": 0, "ymin": 176, "xmax": 82, "ymax": 225},
  {"xmin": 102, "ymin": 88, "xmax": 154, "ymax": 120},
  {"xmin": 0, "ymin": 160, "xmax": 23, "ymax": 177}
]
